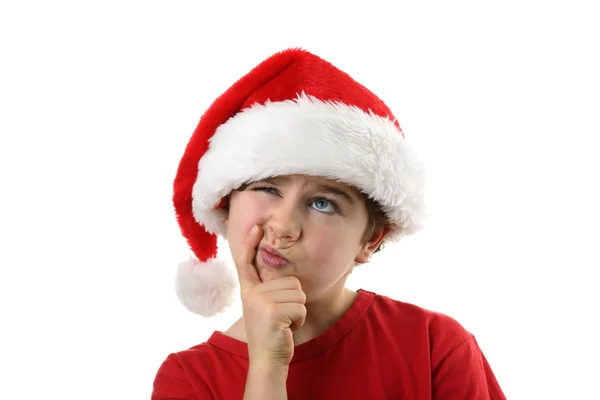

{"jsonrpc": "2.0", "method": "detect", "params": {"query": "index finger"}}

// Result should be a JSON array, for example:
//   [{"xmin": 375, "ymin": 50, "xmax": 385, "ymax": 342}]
[{"xmin": 235, "ymin": 224, "xmax": 263, "ymax": 291}]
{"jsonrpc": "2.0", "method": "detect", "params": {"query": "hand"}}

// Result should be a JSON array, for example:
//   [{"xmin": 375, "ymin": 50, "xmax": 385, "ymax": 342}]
[{"xmin": 234, "ymin": 224, "xmax": 307, "ymax": 367}]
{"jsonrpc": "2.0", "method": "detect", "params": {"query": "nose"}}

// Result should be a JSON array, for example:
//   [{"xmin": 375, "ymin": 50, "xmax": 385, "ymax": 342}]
[{"xmin": 265, "ymin": 201, "xmax": 301, "ymax": 244}]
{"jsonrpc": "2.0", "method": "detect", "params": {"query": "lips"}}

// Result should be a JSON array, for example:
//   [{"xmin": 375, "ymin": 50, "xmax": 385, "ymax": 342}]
[
  {"xmin": 259, "ymin": 244, "xmax": 288, "ymax": 261},
  {"xmin": 258, "ymin": 244, "xmax": 289, "ymax": 269}
]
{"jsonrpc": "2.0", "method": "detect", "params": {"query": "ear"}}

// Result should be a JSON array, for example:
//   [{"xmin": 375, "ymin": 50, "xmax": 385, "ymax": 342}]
[
  {"xmin": 354, "ymin": 224, "xmax": 392, "ymax": 264},
  {"xmin": 223, "ymin": 208, "xmax": 230, "ymax": 225},
  {"xmin": 217, "ymin": 196, "xmax": 231, "ymax": 225}
]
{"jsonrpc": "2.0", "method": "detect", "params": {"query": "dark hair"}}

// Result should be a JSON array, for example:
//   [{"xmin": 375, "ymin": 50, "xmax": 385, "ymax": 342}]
[{"xmin": 361, "ymin": 195, "xmax": 388, "ymax": 254}]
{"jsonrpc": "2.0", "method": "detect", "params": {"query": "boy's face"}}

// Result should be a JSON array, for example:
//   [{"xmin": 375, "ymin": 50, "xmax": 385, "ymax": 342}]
[{"xmin": 225, "ymin": 174, "xmax": 385, "ymax": 301}]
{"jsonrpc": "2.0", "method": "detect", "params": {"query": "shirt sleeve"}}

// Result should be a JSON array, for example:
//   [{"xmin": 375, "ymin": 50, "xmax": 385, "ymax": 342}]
[
  {"xmin": 152, "ymin": 353, "xmax": 213, "ymax": 400},
  {"xmin": 432, "ymin": 337, "xmax": 506, "ymax": 400}
]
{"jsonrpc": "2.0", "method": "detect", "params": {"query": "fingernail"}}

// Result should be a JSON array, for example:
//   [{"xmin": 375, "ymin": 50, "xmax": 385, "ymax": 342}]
[{"xmin": 250, "ymin": 225, "xmax": 259, "ymax": 235}]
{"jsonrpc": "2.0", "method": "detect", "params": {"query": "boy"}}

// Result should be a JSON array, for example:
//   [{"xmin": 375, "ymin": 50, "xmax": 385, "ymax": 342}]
[{"xmin": 152, "ymin": 48, "xmax": 506, "ymax": 399}]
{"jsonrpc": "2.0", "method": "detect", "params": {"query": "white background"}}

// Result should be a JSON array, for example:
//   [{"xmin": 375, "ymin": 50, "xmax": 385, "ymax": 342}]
[{"xmin": 1, "ymin": 1, "xmax": 598, "ymax": 399}]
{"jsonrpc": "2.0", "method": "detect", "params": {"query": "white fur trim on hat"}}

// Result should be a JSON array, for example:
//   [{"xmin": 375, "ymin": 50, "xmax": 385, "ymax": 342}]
[
  {"xmin": 192, "ymin": 93, "xmax": 426, "ymax": 242},
  {"xmin": 175, "ymin": 257, "xmax": 237, "ymax": 317}
]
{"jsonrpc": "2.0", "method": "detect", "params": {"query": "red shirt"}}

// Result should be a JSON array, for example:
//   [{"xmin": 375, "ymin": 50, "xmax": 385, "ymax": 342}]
[{"xmin": 152, "ymin": 289, "xmax": 505, "ymax": 399}]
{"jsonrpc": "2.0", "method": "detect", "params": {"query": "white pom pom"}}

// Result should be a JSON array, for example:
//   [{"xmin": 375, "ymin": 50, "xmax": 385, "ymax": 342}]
[{"xmin": 175, "ymin": 257, "xmax": 238, "ymax": 317}]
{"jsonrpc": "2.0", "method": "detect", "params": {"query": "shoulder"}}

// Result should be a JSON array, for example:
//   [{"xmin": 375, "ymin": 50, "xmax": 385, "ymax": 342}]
[
  {"xmin": 162, "ymin": 339, "xmax": 230, "ymax": 374},
  {"xmin": 153, "ymin": 341, "xmax": 216, "ymax": 381},
  {"xmin": 152, "ymin": 335, "xmax": 249, "ymax": 399},
  {"xmin": 365, "ymin": 290, "xmax": 474, "ymax": 364},
  {"xmin": 155, "ymin": 332, "xmax": 249, "ymax": 377},
  {"xmin": 367, "ymin": 290, "xmax": 472, "ymax": 337},
  {"xmin": 152, "ymin": 339, "xmax": 232, "ymax": 399},
  {"xmin": 152, "ymin": 346, "xmax": 210, "ymax": 400},
  {"xmin": 363, "ymin": 290, "xmax": 506, "ymax": 398}
]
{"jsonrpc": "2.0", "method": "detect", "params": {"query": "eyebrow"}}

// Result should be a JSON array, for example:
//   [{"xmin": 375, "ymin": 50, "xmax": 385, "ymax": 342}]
[
  {"xmin": 314, "ymin": 184, "xmax": 356, "ymax": 205},
  {"xmin": 258, "ymin": 177, "xmax": 356, "ymax": 205}
]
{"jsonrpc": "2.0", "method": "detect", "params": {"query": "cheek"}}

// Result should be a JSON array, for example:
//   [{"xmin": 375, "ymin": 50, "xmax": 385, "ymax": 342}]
[
  {"xmin": 304, "ymin": 223, "xmax": 361, "ymax": 268},
  {"xmin": 299, "ymin": 226, "xmax": 360, "ymax": 296},
  {"xmin": 227, "ymin": 195, "xmax": 267, "ymax": 247}
]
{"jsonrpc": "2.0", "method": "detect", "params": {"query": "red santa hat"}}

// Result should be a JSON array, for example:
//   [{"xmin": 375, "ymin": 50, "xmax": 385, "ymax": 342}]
[{"xmin": 173, "ymin": 48, "xmax": 425, "ymax": 317}]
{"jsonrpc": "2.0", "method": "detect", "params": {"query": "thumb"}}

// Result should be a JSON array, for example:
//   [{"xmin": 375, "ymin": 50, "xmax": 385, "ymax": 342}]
[{"xmin": 236, "ymin": 224, "xmax": 263, "ymax": 291}]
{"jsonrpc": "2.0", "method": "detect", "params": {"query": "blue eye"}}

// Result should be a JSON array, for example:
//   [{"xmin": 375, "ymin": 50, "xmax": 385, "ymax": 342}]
[
  {"xmin": 311, "ymin": 198, "xmax": 337, "ymax": 213},
  {"xmin": 251, "ymin": 185, "xmax": 339, "ymax": 214}
]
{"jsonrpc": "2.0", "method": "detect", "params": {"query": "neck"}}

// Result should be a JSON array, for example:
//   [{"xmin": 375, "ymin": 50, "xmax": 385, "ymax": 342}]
[{"xmin": 292, "ymin": 287, "xmax": 358, "ymax": 345}]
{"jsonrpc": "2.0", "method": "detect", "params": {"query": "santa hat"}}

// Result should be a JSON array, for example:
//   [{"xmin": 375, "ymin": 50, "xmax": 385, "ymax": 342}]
[{"xmin": 173, "ymin": 48, "xmax": 425, "ymax": 317}]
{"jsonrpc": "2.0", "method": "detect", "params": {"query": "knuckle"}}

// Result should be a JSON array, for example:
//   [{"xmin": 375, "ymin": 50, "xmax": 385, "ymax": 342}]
[
  {"xmin": 284, "ymin": 276, "xmax": 302, "ymax": 289},
  {"xmin": 241, "ymin": 288, "xmax": 261, "ymax": 306},
  {"xmin": 257, "ymin": 292, "xmax": 271, "ymax": 306},
  {"xmin": 298, "ymin": 291, "xmax": 307, "ymax": 304},
  {"xmin": 297, "ymin": 304, "xmax": 307, "ymax": 318},
  {"xmin": 264, "ymin": 302, "xmax": 278, "ymax": 318}
]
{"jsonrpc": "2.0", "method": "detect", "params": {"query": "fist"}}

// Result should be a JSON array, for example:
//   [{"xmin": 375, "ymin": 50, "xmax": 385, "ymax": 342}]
[{"xmin": 233, "ymin": 225, "xmax": 307, "ymax": 367}]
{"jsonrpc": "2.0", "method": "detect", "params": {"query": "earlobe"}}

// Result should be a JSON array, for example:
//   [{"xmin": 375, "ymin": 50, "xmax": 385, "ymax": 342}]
[{"xmin": 354, "ymin": 249, "xmax": 371, "ymax": 264}]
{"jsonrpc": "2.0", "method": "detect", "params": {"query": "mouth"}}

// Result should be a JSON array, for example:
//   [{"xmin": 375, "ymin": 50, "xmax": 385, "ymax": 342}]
[{"xmin": 258, "ymin": 244, "xmax": 289, "ymax": 269}]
